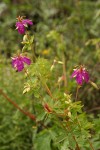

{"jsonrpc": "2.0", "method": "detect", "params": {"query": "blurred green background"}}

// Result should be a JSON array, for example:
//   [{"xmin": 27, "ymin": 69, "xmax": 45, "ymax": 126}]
[{"xmin": 0, "ymin": 0, "xmax": 100, "ymax": 149}]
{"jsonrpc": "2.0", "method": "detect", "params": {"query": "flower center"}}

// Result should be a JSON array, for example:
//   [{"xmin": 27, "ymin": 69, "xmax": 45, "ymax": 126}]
[
  {"xmin": 16, "ymin": 16, "xmax": 25, "ymax": 22},
  {"xmin": 79, "ymin": 66, "xmax": 83, "ymax": 73}
]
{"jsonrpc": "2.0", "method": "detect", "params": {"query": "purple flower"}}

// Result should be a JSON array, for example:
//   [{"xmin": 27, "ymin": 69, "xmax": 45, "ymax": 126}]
[
  {"xmin": 22, "ymin": 19, "xmax": 33, "ymax": 26},
  {"xmin": 16, "ymin": 22, "xmax": 25, "ymax": 34},
  {"xmin": 71, "ymin": 66, "xmax": 89, "ymax": 85},
  {"xmin": 16, "ymin": 16, "xmax": 33, "ymax": 34},
  {"xmin": 12, "ymin": 55, "xmax": 31, "ymax": 72}
]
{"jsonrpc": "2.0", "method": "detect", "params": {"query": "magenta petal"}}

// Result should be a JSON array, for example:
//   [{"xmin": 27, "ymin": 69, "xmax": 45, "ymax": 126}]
[
  {"xmin": 22, "ymin": 19, "xmax": 33, "ymax": 26},
  {"xmin": 71, "ymin": 70, "xmax": 79, "ymax": 78},
  {"xmin": 16, "ymin": 22, "xmax": 25, "ymax": 34},
  {"xmin": 22, "ymin": 57, "xmax": 31, "ymax": 65},
  {"xmin": 71, "ymin": 66, "xmax": 89, "ymax": 85},
  {"xmin": 12, "ymin": 55, "xmax": 31, "ymax": 72},
  {"xmin": 83, "ymin": 71, "xmax": 89, "ymax": 83},
  {"xmin": 12, "ymin": 58, "xmax": 17, "ymax": 67},
  {"xmin": 76, "ymin": 73, "xmax": 83, "ymax": 85},
  {"xmin": 16, "ymin": 60, "xmax": 24, "ymax": 71},
  {"xmin": 18, "ymin": 27, "xmax": 25, "ymax": 34},
  {"xmin": 12, "ymin": 57, "xmax": 24, "ymax": 71},
  {"xmin": 17, "ymin": 64, "xmax": 24, "ymax": 71}
]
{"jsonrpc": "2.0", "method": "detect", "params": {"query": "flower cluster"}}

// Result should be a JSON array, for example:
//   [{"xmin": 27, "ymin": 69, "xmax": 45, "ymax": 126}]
[
  {"xmin": 12, "ymin": 16, "xmax": 32, "ymax": 72},
  {"xmin": 12, "ymin": 55, "xmax": 31, "ymax": 72},
  {"xmin": 16, "ymin": 16, "xmax": 33, "ymax": 34},
  {"xmin": 13, "ymin": 16, "xmax": 90, "ymax": 87},
  {"xmin": 71, "ymin": 66, "xmax": 89, "ymax": 85}
]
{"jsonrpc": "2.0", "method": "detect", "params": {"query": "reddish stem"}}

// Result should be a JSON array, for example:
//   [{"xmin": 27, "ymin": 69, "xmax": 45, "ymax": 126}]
[{"xmin": 0, "ymin": 89, "xmax": 36, "ymax": 121}]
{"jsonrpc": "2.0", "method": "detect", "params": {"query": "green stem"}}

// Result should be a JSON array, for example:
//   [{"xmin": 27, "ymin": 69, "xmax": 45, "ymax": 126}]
[
  {"xmin": 25, "ymin": 32, "xmax": 36, "ymax": 62},
  {"xmin": 24, "ymin": 68, "xmax": 32, "ymax": 84},
  {"xmin": 38, "ymin": 75, "xmax": 54, "ymax": 100},
  {"xmin": 75, "ymin": 85, "xmax": 80, "ymax": 101},
  {"xmin": 31, "ymin": 43, "xmax": 36, "ymax": 62}
]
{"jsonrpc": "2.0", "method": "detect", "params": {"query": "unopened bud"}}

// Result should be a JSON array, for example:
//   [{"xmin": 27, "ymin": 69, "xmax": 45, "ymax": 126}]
[
  {"xmin": 68, "ymin": 111, "xmax": 71, "ymax": 117},
  {"xmin": 23, "ymin": 34, "xmax": 28, "ymax": 42},
  {"xmin": 58, "ymin": 61, "xmax": 63, "ymax": 64},
  {"xmin": 58, "ymin": 75, "xmax": 65, "ymax": 83},
  {"xmin": 44, "ymin": 103, "xmax": 52, "ymax": 113},
  {"xmin": 50, "ymin": 65, "xmax": 55, "ymax": 71}
]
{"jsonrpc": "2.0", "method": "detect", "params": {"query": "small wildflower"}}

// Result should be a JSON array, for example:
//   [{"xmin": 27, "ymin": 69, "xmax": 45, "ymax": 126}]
[
  {"xmin": 16, "ymin": 16, "xmax": 33, "ymax": 34},
  {"xmin": 71, "ymin": 65, "xmax": 89, "ymax": 85},
  {"xmin": 12, "ymin": 54, "xmax": 31, "ymax": 72}
]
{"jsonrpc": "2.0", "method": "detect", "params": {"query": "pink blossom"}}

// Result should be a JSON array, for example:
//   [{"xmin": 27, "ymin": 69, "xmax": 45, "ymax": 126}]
[
  {"xmin": 71, "ymin": 66, "xmax": 89, "ymax": 85},
  {"xmin": 16, "ymin": 16, "xmax": 33, "ymax": 34},
  {"xmin": 12, "ymin": 55, "xmax": 31, "ymax": 72},
  {"xmin": 22, "ymin": 19, "xmax": 33, "ymax": 26}
]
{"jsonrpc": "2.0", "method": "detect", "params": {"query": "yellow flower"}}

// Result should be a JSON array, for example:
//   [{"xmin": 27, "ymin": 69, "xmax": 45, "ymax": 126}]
[{"xmin": 41, "ymin": 49, "xmax": 50, "ymax": 55}]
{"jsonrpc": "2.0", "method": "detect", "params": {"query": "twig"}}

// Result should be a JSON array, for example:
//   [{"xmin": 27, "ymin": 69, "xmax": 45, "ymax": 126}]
[
  {"xmin": 73, "ymin": 135, "xmax": 80, "ymax": 150},
  {"xmin": 62, "ymin": 53, "xmax": 67, "ymax": 88},
  {"xmin": 75, "ymin": 85, "xmax": 80, "ymax": 101},
  {"xmin": 88, "ymin": 140, "xmax": 95, "ymax": 150},
  {"xmin": 44, "ymin": 83, "xmax": 54, "ymax": 99},
  {"xmin": 0, "ymin": 89, "xmax": 36, "ymax": 121},
  {"xmin": 87, "ymin": 107, "xmax": 100, "ymax": 112}
]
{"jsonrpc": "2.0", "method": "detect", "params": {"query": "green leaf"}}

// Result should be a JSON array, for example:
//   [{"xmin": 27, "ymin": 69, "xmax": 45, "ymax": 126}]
[
  {"xmin": 55, "ymin": 133, "xmax": 67, "ymax": 144},
  {"xmin": 34, "ymin": 130, "xmax": 52, "ymax": 150},
  {"xmin": 61, "ymin": 139, "xmax": 69, "ymax": 150}
]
